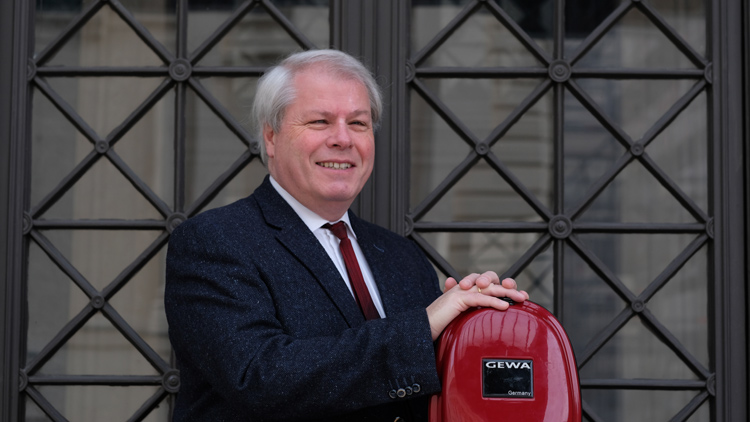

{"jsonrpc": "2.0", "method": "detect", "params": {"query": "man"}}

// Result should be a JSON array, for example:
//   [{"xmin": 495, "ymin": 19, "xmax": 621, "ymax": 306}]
[{"xmin": 165, "ymin": 49, "xmax": 528, "ymax": 421}]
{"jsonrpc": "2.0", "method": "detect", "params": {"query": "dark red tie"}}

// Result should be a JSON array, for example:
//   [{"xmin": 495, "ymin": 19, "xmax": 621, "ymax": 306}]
[{"xmin": 323, "ymin": 222, "xmax": 380, "ymax": 320}]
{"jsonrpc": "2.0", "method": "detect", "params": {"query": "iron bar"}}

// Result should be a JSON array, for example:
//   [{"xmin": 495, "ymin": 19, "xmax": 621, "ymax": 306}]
[
  {"xmin": 566, "ymin": 152, "xmax": 634, "ymax": 220},
  {"xmin": 670, "ymin": 391, "xmax": 711, "ymax": 422},
  {"xmin": 100, "ymin": 232, "xmax": 170, "ymax": 302},
  {"xmin": 36, "ymin": 67, "xmax": 169, "ymax": 77},
  {"xmin": 28, "ymin": 375, "xmax": 162, "ymax": 385},
  {"xmin": 413, "ymin": 222, "xmax": 547, "ymax": 232},
  {"xmin": 484, "ymin": 151, "xmax": 554, "ymax": 221},
  {"xmin": 101, "ymin": 303, "xmax": 172, "ymax": 373},
  {"xmin": 503, "ymin": 233, "xmax": 553, "ymax": 281},
  {"xmin": 128, "ymin": 388, "xmax": 169, "ymax": 422},
  {"xmin": 640, "ymin": 79, "xmax": 707, "ymax": 149},
  {"xmin": 106, "ymin": 78, "xmax": 175, "ymax": 147},
  {"xmin": 411, "ymin": 0, "xmax": 481, "ymax": 67},
  {"xmin": 23, "ymin": 304, "xmax": 97, "ymax": 375},
  {"xmin": 409, "ymin": 152, "xmax": 481, "ymax": 221},
  {"xmin": 34, "ymin": 0, "xmax": 106, "ymax": 66},
  {"xmin": 185, "ymin": 149, "xmax": 254, "ymax": 217},
  {"xmin": 639, "ymin": 308, "xmax": 712, "ymax": 380},
  {"xmin": 568, "ymin": 234, "xmax": 637, "ymax": 304},
  {"xmin": 484, "ymin": 0, "xmax": 551, "ymax": 65},
  {"xmin": 187, "ymin": 78, "xmax": 253, "ymax": 147},
  {"xmin": 637, "ymin": 1, "xmax": 708, "ymax": 68},
  {"xmin": 108, "ymin": 0, "xmax": 175, "ymax": 64},
  {"xmin": 31, "ymin": 219, "xmax": 166, "ymax": 230},
  {"xmin": 105, "ymin": 150, "xmax": 172, "ymax": 218},
  {"xmin": 189, "ymin": 0, "xmax": 258, "ymax": 64},
  {"xmin": 576, "ymin": 305, "xmax": 634, "ymax": 368},
  {"xmin": 581, "ymin": 379, "xmax": 706, "ymax": 390},
  {"xmin": 29, "ymin": 150, "xmax": 101, "ymax": 219},
  {"xmin": 410, "ymin": 77, "xmax": 480, "ymax": 148},
  {"xmin": 24, "ymin": 386, "xmax": 67, "ymax": 422},
  {"xmin": 28, "ymin": 230, "xmax": 99, "ymax": 300},
  {"xmin": 484, "ymin": 79, "xmax": 552, "ymax": 147},
  {"xmin": 568, "ymin": 1, "xmax": 633, "ymax": 66},
  {"xmin": 639, "ymin": 153, "xmax": 710, "ymax": 223},
  {"xmin": 261, "ymin": 0, "xmax": 318, "ymax": 50},
  {"xmin": 409, "ymin": 232, "xmax": 459, "ymax": 281}
]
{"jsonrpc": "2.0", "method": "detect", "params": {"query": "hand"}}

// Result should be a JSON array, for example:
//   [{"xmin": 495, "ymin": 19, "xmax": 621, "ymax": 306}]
[{"xmin": 426, "ymin": 271, "xmax": 529, "ymax": 341}]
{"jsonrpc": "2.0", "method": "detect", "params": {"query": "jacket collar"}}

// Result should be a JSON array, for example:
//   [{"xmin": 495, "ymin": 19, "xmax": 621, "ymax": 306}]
[{"xmin": 253, "ymin": 176, "xmax": 367, "ymax": 326}]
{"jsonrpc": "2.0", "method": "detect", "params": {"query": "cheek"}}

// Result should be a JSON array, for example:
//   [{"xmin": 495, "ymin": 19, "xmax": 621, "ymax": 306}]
[{"xmin": 358, "ymin": 136, "xmax": 376, "ymax": 162}]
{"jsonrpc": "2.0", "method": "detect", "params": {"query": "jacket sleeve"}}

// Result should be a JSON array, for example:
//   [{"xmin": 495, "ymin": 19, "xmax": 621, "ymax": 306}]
[{"xmin": 164, "ymin": 216, "xmax": 442, "ymax": 420}]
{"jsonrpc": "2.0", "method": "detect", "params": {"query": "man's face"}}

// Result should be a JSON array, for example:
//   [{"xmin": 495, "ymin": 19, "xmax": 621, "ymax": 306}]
[{"xmin": 264, "ymin": 66, "xmax": 375, "ymax": 219}]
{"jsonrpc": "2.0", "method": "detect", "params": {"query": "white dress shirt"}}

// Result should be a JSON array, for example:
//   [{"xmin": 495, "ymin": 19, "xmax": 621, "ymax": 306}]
[{"xmin": 269, "ymin": 176, "xmax": 386, "ymax": 318}]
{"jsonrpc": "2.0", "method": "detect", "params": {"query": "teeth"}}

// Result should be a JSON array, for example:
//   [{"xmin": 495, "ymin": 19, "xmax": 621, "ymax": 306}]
[{"xmin": 319, "ymin": 162, "xmax": 351, "ymax": 169}]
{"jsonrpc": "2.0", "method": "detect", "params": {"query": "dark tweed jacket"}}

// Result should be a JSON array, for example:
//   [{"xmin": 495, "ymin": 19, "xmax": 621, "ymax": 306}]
[{"xmin": 165, "ymin": 177, "xmax": 443, "ymax": 421}]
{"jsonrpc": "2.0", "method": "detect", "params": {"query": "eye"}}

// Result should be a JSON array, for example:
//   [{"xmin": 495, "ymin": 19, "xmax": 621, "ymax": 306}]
[
  {"xmin": 350, "ymin": 120, "xmax": 370, "ymax": 128},
  {"xmin": 307, "ymin": 119, "xmax": 328, "ymax": 127}
]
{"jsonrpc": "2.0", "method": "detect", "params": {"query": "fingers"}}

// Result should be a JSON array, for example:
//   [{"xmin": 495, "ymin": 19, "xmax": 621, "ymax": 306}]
[
  {"xmin": 501, "ymin": 277, "xmax": 517, "ymax": 290},
  {"xmin": 426, "ymin": 283, "xmax": 510, "ymax": 340},
  {"xmin": 444, "ymin": 277, "xmax": 458, "ymax": 291},
  {"xmin": 478, "ymin": 282, "xmax": 528, "ymax": 303},
  {"xmin": 427, "ymin": 276, "xmax": 531, "ymax": 340},
  {"xmin": 458, "ymin": 271, "xmax": 499, "ymax": 290},
  {"xmin": 456, "ymin": 273, "xmax": 524, "ymax": 300}
]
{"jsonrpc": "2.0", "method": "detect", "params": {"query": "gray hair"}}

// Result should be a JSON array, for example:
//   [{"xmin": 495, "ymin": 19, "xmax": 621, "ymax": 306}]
[{"xmin": 252, "ymin": 49, "xmax": 383, "ymax": 164}]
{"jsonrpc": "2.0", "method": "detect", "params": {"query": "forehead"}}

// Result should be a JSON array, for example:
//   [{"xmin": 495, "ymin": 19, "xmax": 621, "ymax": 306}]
[{"xmin": 291, "ymin": 65, "xmax": 369, "ymax": 103}]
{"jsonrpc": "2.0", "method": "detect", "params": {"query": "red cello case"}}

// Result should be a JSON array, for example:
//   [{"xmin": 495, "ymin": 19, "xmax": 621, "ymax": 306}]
[{"xmin": 429, "ymin": 301, "xmax": 581, "ymax": 422}]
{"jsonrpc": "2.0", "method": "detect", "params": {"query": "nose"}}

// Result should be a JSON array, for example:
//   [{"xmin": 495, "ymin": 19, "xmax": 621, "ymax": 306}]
[{"xmin": 328, "ymin": 120, "xmax": 353, "ymax": 148}]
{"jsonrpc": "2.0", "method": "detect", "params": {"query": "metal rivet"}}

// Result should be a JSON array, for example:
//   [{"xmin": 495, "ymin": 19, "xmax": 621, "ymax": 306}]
[
  {"xmin": 706, "ymin": 374, "xmax": 715, "ymax": 396},
  {"xmin": 405, "ymin": 61, "xmax": 415, "ymax": 84},
  {"xmin": 631, "ymin": 299, "xmax": 645, "ymax": 313},
  {"xmin": 19, "ymin": 370, "xmax": 28, "ymax": 391},
  {"xmin": 27, "ymin": 60, "xmax": 37, "ymax": 81},
  {"xmin": 91, "ymin": 295, "xmax": 105, "ymax": 309},
  {"xmin": 475, "ymin": 143, "xmax": 489, "ymax": 156},
  {"xmin": 548, "ymin": 60, "xmax": 571, "ymax": 83},
  {"xmin": 167, "ymin": 213, "xmax": 187, "ymax": 234},
  {"xmin": 22, "ymin": 212, "xmax": 33, "ymax": 235},
  {"xmin": 404, "ymin": 215, "xmax": 414, "ymax": 236},
  {"xmin": 95, "ymin": 140, "xmax": 109, "ymax": 154},
  {"xmin": 630, "ymin": 142, "xmax": 644, "ymax": 157},
  {"xmin": 169, "ymin": 59, "xmax": 192, "ymax": 82},
  {"xmin": 706, "ymin": 218, "xmax": 714, "ymax": 239},
  {"xmin": 163, "ymin": 370, "xmax": 181, "ymax": 393},
  {"xmin": 548, "ymin": 215, "xmax": 573, "ymax": 239},
  {"xmin": 250, "ymin": 141, "xmax": 261, "ymax": 155},
  {"xmin": 704, "ymin": 64, "xmax": 713, "ymax": 85}
]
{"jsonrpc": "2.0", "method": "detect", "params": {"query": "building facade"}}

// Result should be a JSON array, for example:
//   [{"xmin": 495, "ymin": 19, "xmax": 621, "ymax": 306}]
[{"xmin": 1, "ymin": 0, "xmax": 747, "ymax": 420}]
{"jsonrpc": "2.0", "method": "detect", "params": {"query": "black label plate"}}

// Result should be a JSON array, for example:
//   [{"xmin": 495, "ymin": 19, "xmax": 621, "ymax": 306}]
[{"xmin": 482, "ymin": 359, "xmax": 534, "ymax": 398}]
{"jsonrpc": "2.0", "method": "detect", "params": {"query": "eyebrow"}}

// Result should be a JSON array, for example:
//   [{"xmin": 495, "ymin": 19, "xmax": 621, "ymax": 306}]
[{"xmin": 307, "ymin": 109, "xmax": 371, "ymax": 119}]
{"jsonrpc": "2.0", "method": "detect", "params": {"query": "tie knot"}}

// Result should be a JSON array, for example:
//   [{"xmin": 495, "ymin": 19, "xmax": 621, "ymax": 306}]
[{"xmin": 323, "ymin": 221, "xmax": 348, "ymax": 240}]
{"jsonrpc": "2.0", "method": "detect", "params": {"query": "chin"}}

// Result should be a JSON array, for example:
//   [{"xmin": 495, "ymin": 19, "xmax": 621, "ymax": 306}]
[{"xmin": 320, "ymin": 186, "xmax": 359, "ymax": 203}]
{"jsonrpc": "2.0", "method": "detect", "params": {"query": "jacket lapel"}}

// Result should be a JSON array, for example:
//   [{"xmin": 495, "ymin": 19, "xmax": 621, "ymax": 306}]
[{"xmin": 253, "ymin": 178, "xmax": 365, "ymax": 327}]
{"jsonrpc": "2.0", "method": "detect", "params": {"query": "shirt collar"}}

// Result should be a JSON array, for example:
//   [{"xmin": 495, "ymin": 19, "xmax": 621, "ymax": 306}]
[{"xmin": 269, "ymin": 176, "xmax": 354, "ymax": 235}]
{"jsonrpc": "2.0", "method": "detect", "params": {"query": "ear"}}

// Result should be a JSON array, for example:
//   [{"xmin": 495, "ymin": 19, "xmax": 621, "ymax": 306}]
[{"xmin": 263, "ymin": 124, "xmax": 276, "ymax": 159}]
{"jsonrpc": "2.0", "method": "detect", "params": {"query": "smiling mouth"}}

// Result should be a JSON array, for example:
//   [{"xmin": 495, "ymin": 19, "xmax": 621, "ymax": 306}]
[{"xmin": 318, "ymin": 162, "xmax": 352, "ymax": 170}]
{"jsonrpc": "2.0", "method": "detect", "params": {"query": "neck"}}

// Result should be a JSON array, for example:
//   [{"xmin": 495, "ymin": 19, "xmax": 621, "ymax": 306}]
[
  {"xmin": 314, "ymin": 205, "xmax": 351, "ymax": 223},
  {"xmin": 268, "ymin": 175, "xmax": 352, "ymax": 222}
]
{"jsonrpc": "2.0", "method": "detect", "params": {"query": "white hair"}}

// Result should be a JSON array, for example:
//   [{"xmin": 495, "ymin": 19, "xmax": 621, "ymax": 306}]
[{"xmin": 252, "ymin": 49, "xmax": 383, "ymax": 164}]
